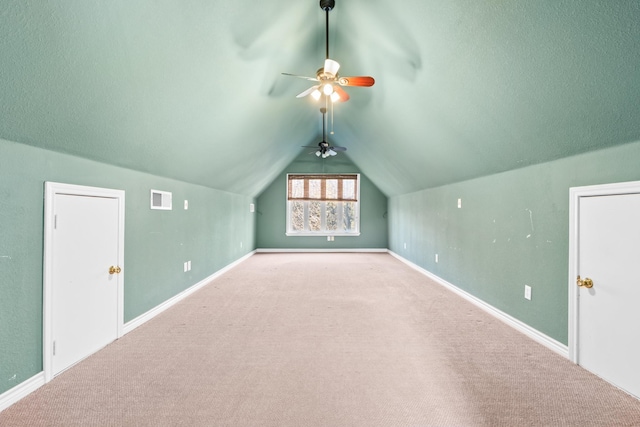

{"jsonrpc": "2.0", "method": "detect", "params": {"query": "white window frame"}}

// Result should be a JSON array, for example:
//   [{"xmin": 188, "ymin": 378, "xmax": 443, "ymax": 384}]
[{"xmin": 286, "ymin": 173, "xmax": 361, "ymax": 236}]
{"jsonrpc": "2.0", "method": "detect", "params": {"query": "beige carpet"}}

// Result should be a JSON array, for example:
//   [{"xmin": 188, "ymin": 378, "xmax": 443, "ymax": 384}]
[{"xmin": 2, "ymin": 253, "xmax": 640, "ymax": 426}]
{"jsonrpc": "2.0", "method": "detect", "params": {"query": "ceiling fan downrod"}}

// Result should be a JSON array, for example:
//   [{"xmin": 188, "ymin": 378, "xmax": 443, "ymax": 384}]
[{"xmin": 320, "ymin": 0, "xmax": 335, "ymax": 59}]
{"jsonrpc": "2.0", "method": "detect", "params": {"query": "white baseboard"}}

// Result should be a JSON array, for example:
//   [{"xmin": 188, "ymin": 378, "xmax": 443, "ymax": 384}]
[
  {"xmin": 124, "ymin": 250, "xmax": 256, "ymax": 334},
  {"xmin": 388, "ymin": 251, "xmax": 569, "ymax": 358},
  {"xmin": 256, "ymin": 248, "xmax": 388, "ymax": 253},
  {"xmin": 0, "ymin": 372, "xmax": 45, "ymax": 413}
]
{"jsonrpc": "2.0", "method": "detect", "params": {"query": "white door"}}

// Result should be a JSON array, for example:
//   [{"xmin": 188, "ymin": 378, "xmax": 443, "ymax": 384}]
[
  {"xmin": 571, "ymin": 185, "xmax": 640, "ymax": 399},
  {"xmin": 44, "ymin": 183, "xmax": 125, "ymax": 380}
]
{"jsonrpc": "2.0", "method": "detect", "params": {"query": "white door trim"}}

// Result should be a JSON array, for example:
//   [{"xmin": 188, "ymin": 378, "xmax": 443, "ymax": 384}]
[
  {"xmin": 568, "ymin": 180, "xmax": 640, "ymax": 364},
  {"xmin": 43, "ymin": 182, "xmax": 125, "ymax": 383}
]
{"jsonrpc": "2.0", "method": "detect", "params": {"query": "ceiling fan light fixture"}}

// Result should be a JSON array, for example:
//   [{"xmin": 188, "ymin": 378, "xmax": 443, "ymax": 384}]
[
  {"xmin": 330, "ymin": 91, "xmax": 340, "ymax": 103},
  {"xmin": 311, "ymin": 89, "xmax": 322, "ymax": 101},
  {"xmin": 329, "ymin": 149, "xmax": 337, "ymax": 156},
  {"xmin": 316, "ymin": 150, "xmax": 322, "ymax": 157},
  {"xmin": 322, "ymin": 83, "xmax": 334, "ymax": 96}
]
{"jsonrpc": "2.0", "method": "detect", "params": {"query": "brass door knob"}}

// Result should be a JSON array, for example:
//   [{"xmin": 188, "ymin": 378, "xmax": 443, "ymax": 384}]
[
  {"xmin": 109, "ymin": 266, "xmax": 122, "ymax": 275},
  {"xmin": 577, "ymin": 275, "xmax": 593, "ymax": 288}
]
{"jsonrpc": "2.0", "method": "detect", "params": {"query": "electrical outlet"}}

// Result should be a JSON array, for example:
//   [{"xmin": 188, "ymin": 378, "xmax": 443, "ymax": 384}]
[
  {"xmin": 524, "ymin": 285, "xmax": 532, "ymax": 300},
  {"xmin": 404, "ymin": 242, "xmax": 407, "ymax": 249},
  {"xmin": 435, "ymin": 254, "xmax": 439, "ymax": 263},
  {"xmin": 458, "ymin": 198, "xmax": 462, "ymax": 208},
  {"xmin": 184, "ymin": 200, "xmax": 188, "ymax": 210},
  {"xmin": 188, "ymin": 261, "xmax": 191, "ymax": 271},
  {"xmin": 183, "ymin": 261, "xmax": 188, "ymax": 272}
]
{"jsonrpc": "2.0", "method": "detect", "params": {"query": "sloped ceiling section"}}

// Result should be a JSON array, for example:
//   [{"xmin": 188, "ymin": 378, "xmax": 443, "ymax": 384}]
[{"xmin": 1, "ymin": 1, "xmax": 640, "ymax": 197}]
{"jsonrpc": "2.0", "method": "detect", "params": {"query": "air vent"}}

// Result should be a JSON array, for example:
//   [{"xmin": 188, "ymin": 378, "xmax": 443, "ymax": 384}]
[{"xmin": 150, "ymin": 190, "xmax": 172, "ymax": 210}]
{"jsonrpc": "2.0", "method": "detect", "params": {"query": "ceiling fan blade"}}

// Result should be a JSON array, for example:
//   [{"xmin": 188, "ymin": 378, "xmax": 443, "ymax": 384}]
[
  {"xmin": 281, "ymin": 73, "xmax": 318, "ymax": 82},
  {"xmin": 324, "ymin": 58, "xmax": 340, "ymax": 76},
  {"xmin": 331, "ymin": 146, "xmax": 347, "ymax": 152},
  {"xmin": 296, "ymin": 85, "xmax": 320, "ymax": 98},
  {"xmin": 338, "ymin": 76, "xmax": 375, "ymax": 87},
  {"xmin": 332, "ymin": 85, "xmax": 350, "ymax": 102}
]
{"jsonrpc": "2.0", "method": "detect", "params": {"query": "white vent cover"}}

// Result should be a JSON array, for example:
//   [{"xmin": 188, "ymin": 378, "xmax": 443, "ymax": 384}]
[{"xmin": 150, "ymin": 189, "xmax": 172, "ymax": 210}]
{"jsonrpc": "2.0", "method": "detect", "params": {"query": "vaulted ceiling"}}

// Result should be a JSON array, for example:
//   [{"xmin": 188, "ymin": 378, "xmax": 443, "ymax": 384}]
[{"xmin": 2, "ymin": 1, "xmax": 640, "ymax": 197}]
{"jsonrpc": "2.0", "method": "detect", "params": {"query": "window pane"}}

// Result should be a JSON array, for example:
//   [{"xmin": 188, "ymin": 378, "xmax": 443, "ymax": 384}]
[
  {"xmin": 291, "ymin": 179, "xmax": 304, "ymax": 199},
  {"xmin": 343, "ymin": 180, "xmax": 356, "ymax": 200},
  {"xmin": 291, "ymin": 201, "xmax": 305, "ymax": 231},
  {"xmin": 343, "ymin": 202, "xmax": 357, "ymax": 232},
  {"xmin": 326, "ymin": 201, "xmax": 338, "ymax": 231},
  {"xmin": 309, "ymin": 201, "xmax": 321, "ymax": 231},
  {"xmin": 325, "ymin": 179, "xmax": 338, "ymax": 199},
  {"xmin": 309, "ymin": 179, "xmax": 321, "ymax": 199}
]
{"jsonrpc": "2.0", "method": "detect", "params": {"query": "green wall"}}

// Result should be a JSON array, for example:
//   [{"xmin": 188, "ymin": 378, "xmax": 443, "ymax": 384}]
[
  {"xmin": 0, "ymin": 138, "xmax": 256, "ymax": 396},
  {"xmin": 389, "ymin": 139, "xmax": 640, "ymax": 345},
  {"xmin": 256, "ymin": 153, "xmax": 388, "ymax": 249},
  {"xmin": 5, "ymin": 133, "xmax": 640, "ymax": 397}
]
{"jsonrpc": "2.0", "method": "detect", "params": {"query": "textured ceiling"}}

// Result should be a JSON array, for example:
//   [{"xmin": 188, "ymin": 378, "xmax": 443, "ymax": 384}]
[{"xmin": 1, "ymin": 0, "xmax": 640, "ymax": 197}]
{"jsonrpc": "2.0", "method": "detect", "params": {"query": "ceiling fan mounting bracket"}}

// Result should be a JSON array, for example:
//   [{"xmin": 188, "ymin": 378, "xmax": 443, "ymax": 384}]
[
  {"xmin": 316, "ymin": 67, "xmax": 335, "ymax": 81},
  {"xmin": 319, "ymin": 0, "xmax": 335, "ymax": 12}
]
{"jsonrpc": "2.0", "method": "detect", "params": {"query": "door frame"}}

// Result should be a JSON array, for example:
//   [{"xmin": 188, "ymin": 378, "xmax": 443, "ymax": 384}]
[
  {"xmin": 568, "ymin": 179, "xmax": 640, "ymax": 364},
  {"xmin": 43, "ymin": 182, "xmax": 125, "ymax": 383}
]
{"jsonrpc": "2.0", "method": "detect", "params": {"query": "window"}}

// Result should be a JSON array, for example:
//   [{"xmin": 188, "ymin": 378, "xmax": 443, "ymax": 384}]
[{"xmin": 286, "ymin": 174, "xmax": 360, "ymax": 236}]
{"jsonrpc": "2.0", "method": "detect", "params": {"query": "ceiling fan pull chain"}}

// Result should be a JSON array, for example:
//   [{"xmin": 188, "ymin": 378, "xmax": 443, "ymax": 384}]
[
  {"xmin": 330, "ymin": 102, "xmax": 334, "ymax": 135},
  {"xmin": 321, "ymin": 106, "xmax": 327, "ymax": 142}
]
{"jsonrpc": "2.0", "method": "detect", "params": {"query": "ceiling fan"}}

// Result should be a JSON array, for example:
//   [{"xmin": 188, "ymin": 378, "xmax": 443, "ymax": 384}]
[
  {"xmin": 303, "ymin": 107, "xmax": 347, "ymax": 158},
  {"xmin": 282, "ymin": 0, "xmax": 375, "ymax": 103}
]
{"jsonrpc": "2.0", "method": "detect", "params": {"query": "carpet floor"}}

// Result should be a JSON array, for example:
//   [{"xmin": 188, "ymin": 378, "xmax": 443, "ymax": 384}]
[{"xmin": 2, "ymin": 253, "xmax": 640, "ymax": 426}]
